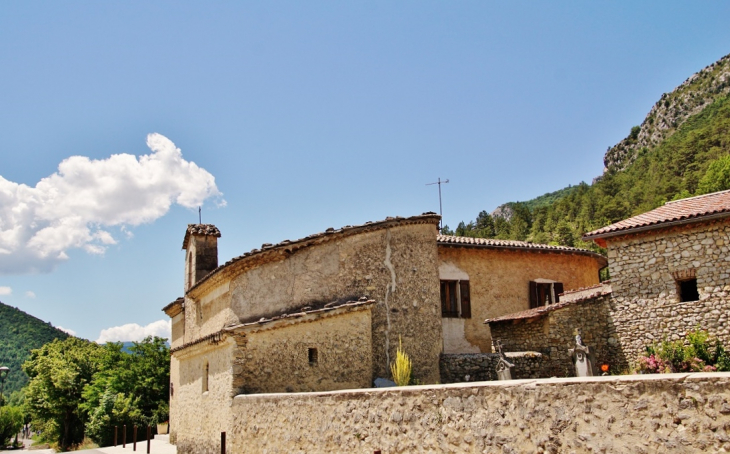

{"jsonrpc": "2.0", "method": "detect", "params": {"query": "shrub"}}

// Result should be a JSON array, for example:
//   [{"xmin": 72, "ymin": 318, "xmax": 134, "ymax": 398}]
[
  {"xmin": 0, "ymin": 406, "xmax": 24, "ymax": 447},
  {"xmin": 637, "ymin": 329, "xmax": 729, "ymax": 374},
  {"xmin": 390, "ymin": 337, "xmax": 412, "ymax": 386}
]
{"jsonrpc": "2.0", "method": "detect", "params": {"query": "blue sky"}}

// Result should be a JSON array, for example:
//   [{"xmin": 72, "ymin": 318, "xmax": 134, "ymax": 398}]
[{"xmin": 1, "ymin": 1, "xmax": 729, "ymax": 341}]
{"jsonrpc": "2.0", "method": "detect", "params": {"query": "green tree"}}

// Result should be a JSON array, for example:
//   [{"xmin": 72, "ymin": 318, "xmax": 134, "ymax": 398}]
[
  {"xmin": 81, "ymin": 337, "xmax": 170, "ymax": 446},
  {"xmin": 0, "ymin": 406, "xmax": 24, "ymax": 447},
  {"xmin": 474, "ymin": 211, "xmax": 495, "ymax": 238},
  {"xmin": 23, "ymin": 337, "xmax": 103, "ymax": 451},
  {"xmin": 697, "ymin": 154, "xmax": 730, "ymax": 194}
]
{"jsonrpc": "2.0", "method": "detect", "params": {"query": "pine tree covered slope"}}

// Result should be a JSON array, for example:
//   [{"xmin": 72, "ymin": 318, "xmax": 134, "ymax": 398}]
[
  {"xmin": 0, "ymin": 301, "xmax": 69, "ymax": 396},
  {"xmin": 451, "ymin": 54, "xmax": 730, "ymax": 250}
]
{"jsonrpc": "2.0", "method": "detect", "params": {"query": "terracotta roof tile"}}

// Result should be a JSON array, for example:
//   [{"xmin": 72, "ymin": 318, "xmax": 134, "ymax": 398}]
[
  {"xmin": 186, "ymin": 213, "xmax": 440, "ymax": 293},
  {"xmin": 584, "ymin": 189, "xmax": 730, "ymax": 243},
  {"xmin": 182, "ymin": 224, "xmax": 222, "ymax": 249},
  {"xmin": 484, "ymin": 285, "xmax": 612, "ymax": 324},
  {"xmin": 437, "ymin": 235, "xmax": 604, "ymax": 262}
]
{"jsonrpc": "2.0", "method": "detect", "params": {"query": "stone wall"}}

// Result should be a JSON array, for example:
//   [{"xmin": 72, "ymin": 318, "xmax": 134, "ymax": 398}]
[
  {"xmin": 437, "ymin": 246, "xmax": 604, "ymax": 353},
  {"xmin": 439, "ymin": 352, "xmax": 546, "ymax": 383},
  {"xmin": 170, "ymin": 339, "xmax": 235, "ymax": 453},
  {"xmin": 233, "ymin": 308, "xmax": 373, "ymax": 394},
  {"xmin": 607, "ymin": 219, "xmax": 730, "ymax": 364},
  {"xmin": 217, "ymin": 373, "xmax": 730, "ymax": 454},
  {"xmin": 213, "ymin": 219, "xmax": 444, "ymax": 383},
  {"xmin": 488, "ymin": 295, "xmax": 626, "ymax": 376}
]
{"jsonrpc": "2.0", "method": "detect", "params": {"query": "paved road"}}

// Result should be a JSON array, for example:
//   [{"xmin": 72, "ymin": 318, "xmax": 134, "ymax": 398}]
[{"xmin": 1, "ymin": 438, "xmax": 176, "ymax": 454}]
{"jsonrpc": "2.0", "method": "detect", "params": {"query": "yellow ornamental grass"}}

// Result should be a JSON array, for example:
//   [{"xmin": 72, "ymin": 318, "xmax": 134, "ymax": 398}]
[{"xmin": 390, "ymin": 336, "xmax": 412, "ymax": 386}]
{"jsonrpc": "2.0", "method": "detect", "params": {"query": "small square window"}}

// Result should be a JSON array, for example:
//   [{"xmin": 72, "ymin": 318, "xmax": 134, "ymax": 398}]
[
  {"xmin": 308, "ymin": 348, "xmax": 318, "ymax": 365},
  {"xmin": 678, "ymin": 279, "xmax": 699, "ymax": 302}
]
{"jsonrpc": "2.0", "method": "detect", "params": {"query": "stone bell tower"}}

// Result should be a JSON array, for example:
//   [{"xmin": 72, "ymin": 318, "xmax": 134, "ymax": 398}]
[{"xmin": 182, "ymin": 224, "xmax": 221, "ymax": 292}]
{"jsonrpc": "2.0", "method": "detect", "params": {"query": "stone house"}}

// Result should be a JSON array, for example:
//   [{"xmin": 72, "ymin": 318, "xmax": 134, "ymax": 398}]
[
  {"xmin": 485, "ymin": 189, "xmax": 730, "ymax": 373},
  {"xmin": 436, "ymin": 235, "xmax": 606, "ymax": 354},
  {"xmin": 583, "ymin": 189, "xmax": 730, "ymax": 364},
  {"xmin": 163, "ymin": 213, "xmax": 606, "ymax": 451}
]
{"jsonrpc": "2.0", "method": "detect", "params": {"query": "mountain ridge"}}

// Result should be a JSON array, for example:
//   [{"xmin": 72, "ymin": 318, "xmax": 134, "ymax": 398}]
[{"xmin": 0, "ymin": 301, "xmax": 70, "ymax": 396}]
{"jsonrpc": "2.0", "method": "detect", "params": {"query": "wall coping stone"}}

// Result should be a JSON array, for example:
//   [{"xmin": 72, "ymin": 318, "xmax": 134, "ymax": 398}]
[{"xmin": 233, "ymin": 372, "xmax": 730, "ymax": 400}]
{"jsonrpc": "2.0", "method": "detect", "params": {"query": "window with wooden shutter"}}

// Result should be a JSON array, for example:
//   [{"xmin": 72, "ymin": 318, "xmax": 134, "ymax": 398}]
[
  {"xmin": 529, "ymin": 281, "xmax": 538, "ymax": 309},
  {"xmin": 440, "ymin": 281, "xmax": 459, "ymax": 317},
  {"xmin": 554, "ymin": 282, "xmax": 564, "ymax": 302},
  {"xmin": 460, "ymin": 281, "xmax": 471, "ymax": 318},
  {"xmin": 529, "ymin": 280, "xmax": 564, "ymax": 307},
  {"xmin": 440, "ymin": 280, "xmax": 471, "ymax": 318}
]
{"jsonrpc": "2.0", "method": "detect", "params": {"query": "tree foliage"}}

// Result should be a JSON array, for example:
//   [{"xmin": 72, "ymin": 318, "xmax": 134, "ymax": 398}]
[
  {"xmin": 0, "ymin": 302, "xmax": 69, "ymax": 396},
  {"xmin": 22, "ymin": 336, "xmax": 170, "ymax": 450},
  {"xmin": 451, "ymin": 93, "xmax": 730, "ymax": 249},
  {"xmin": 23, "ymin": 337, "xmax": 103, "ymax": 450},
  {"xmin": 0, "ymin": 406, "xmax": 24, "ymax": 447}
]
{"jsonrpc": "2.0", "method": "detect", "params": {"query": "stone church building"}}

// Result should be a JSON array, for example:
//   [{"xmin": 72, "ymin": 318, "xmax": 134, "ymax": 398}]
[{"xmin": 162, "ymin": 212, "xmax": 606, "ymax": 451}]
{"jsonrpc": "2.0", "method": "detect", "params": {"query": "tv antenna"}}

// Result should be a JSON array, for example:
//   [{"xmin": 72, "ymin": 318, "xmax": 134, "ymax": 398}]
[
  {"xmin": 198, "ymin": 206, "xmax": 202, "ymax": 224},
  {"xmin": 426, "ymin": 178, "xmax": 449, "ymax": 232}
]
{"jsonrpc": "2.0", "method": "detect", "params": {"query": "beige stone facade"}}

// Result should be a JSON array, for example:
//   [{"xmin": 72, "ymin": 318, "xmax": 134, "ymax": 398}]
[
  {"xmin": 164, "ymin": 215, "xmax": 611, "ymax": 451},
  {"xmin": 437, "ymin": 241, "xmax": 606, "ymax": 353},
  {"xmin": 602, "ymin": 219, "xmax": 730, "ymax": 364}
]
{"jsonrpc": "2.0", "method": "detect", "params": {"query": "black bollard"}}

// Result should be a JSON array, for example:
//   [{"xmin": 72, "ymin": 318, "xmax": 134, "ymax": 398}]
[
  {"xmin": 114, "ymin": 426, "xmax": 117, "ymax": 447},
  {"xmin": 123, "ymin": 425, "xmax": 126, "ymax": 448},
  {"xmin": 221, "ymin": 432, "xmax": 226, "ymax": 454},
  {"xmin": 134, "ymin": 425, "xmax": 137, "ymax": 451},
  {"xmin": 147, "ymin": 425, "xmax": 151, "ymax": 454}
]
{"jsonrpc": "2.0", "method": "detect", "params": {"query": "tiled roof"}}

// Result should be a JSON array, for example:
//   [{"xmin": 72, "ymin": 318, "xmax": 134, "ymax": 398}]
[
  {"xmin": 484, "ymin": 284, "xmax": 612, "ymax": 324},
  {"xmin": 227, "ymin": 298, "xmax": 376, "ymax": 330},
  {"xmin": 437, "ymin": 235, "xmax": 606, "ymax": 262},
  {"xmin": 182, "ymin": 224, "xmax": 222, "ymax": 249},
  {"xmin": 583, "ymin": 189, "xmax": 730, "ymax": 245},
  {"xmin": 186, "ymin": 213, "xmax": 440, "ymax": 294},
  {"xmin": 162, "ymin": 297, "xmax": 184, "ymax": 317},
  {"xmin": 170, "ymin": 298, "xmax": 375, "ymax": 354}
]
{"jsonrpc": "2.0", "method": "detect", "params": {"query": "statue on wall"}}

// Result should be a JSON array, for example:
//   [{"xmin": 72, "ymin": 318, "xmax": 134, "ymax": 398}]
[
  {"xmin": 493, "ymin": 339, "xmax": 515, "ymax": 380},
  {"xmin": 569, "ymin": 328, "xmax": 596, "ymax": 377}
]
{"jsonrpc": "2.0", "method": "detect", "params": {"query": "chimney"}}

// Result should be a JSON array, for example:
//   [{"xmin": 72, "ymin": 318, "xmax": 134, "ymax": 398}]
[{"xmin": 182, "ymin": 224, "xmax": 221, "ymax": 292}]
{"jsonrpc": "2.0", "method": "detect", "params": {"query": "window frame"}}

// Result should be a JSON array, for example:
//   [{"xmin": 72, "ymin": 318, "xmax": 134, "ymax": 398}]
[
  {"xmin": 677, "ymin": 278, "xmax": 699, "ymax": 302},
  {"xmin": 529, "ymin": 281, "xmax": 564, "ymax": 309},
  {"xmin": 440, "ymin": 280, "xmax": 471, "ymax": 318}
]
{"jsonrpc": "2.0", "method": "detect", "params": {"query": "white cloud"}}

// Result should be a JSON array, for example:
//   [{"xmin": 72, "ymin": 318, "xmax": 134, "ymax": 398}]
[
  {"xmin": 95, "ymin": 319, "xmax": 171, "ymax": 344},
  {"xmin": 57, "ymin": 326, "xmax": 77, "ymax": 336},
  {"xmin": 0, "ymin": 133, "xmax": 224, "ymax": 274},
  {"xmin": 0, "ymin": 286, "xmax": 11, "ymax": 295},
  {"xmin": 25, "ymin": 291, "xmax": 36, "ymax": 298}
]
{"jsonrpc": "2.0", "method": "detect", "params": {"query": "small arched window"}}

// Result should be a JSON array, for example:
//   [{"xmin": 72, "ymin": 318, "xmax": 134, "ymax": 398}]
[
  {"xmin": 203, "ymin": 361, "xmax": 209, "ymax": 393},
  {"xmin": 187, "ymin": 251, "xmax": 193, "ymax": 290}
]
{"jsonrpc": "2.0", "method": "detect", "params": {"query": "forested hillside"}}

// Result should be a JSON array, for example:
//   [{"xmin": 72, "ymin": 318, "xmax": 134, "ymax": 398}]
[
  {"xmin": 0, "ymin": 301, "xmax": 69, "ymax": 396},
  {"xmin": 448, "ymin": 54, "xmax": 730, "ymax": 251}
]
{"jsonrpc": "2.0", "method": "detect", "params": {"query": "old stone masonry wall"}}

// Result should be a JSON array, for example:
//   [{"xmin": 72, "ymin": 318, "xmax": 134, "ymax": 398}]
[
  {"xmin": 608, "ymin": 221, "xmax": 730, "ymax": 364},
  {"xmin": 488, "ymin": 295, "xmax": 626, "ymax": 376},
  {"xmin": 224, "ymin": 373, "xmax": 730, "ymax": 453},
  {"xmin": 439, "ymin": 352, "xmax": 547, "ymax": 383}
]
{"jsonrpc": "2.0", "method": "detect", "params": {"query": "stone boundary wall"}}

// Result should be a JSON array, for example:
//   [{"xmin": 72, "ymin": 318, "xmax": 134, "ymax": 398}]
[
  {"xmin": 222, "ymin": 373, "xmax": 730, "ymax": 453},
  {"xmin": 439, "ymin": 352, "xmax": 548, "ymax": 383},
  {"xmin": 489, "ymin": 295, "xmax": 627, "ymax": 375}
]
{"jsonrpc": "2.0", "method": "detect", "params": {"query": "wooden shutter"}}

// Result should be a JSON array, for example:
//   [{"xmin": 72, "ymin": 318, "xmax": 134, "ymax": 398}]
[
  {"xmin": 553, "ymin": 282, "xmax": 564, "ymax": 303},
  {"xmin": 460, "ymin": 281, "xmax": 471, "ymax": 318},
  {"xmin": 441, "ymin": 281, "xmax": 459, "ymax": 317},
  {"xmin": 529, "ymin": 281, "xmax": 538, "ymax": 308}
]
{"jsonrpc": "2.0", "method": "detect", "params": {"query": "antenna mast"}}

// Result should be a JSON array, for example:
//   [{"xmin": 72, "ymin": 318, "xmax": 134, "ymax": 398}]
[
  {"xmin": 198, "ymin": 206, "xmax": 202, "ymax": 224},
  {"xmin": 426, "ymin": 178, "xmax": 449, "ymax": 231}
]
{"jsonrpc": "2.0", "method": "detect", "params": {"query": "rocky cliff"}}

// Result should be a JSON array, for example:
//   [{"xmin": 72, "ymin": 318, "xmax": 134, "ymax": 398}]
[{"xmin": 604, "ymin": 53, "xmax": 730, "ymax": 172}]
